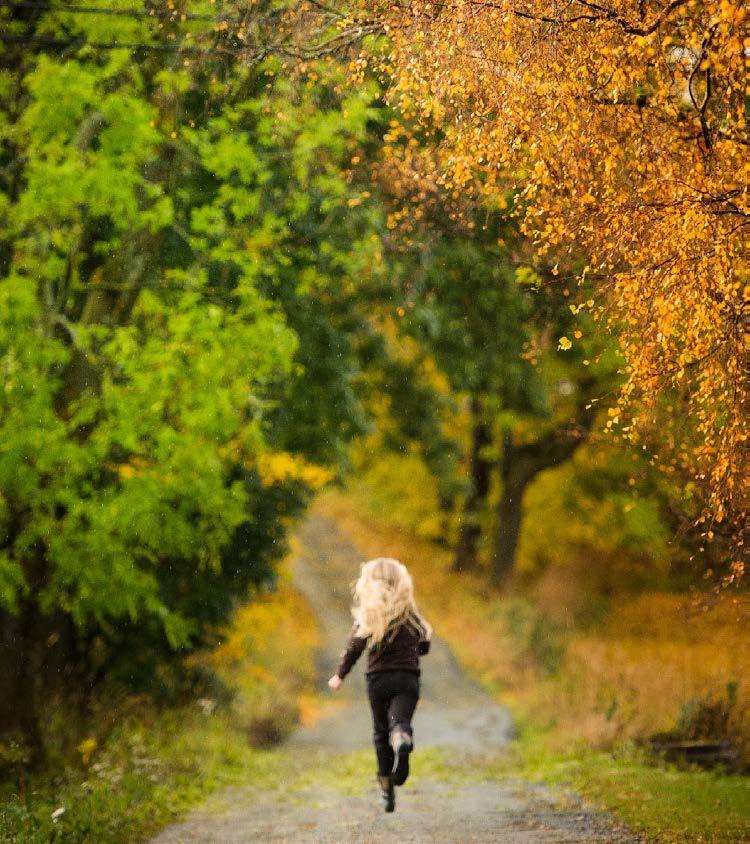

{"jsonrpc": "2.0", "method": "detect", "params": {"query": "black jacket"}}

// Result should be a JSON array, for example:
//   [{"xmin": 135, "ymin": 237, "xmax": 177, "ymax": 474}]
[{"xmin": 336, "ymin": 619, "xmax": 431, "ymax": 679}]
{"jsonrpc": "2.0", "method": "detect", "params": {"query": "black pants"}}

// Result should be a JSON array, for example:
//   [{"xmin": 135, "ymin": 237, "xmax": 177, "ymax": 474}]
[{"xmin": 366, "ymin": 670, "xmax": 420, "ymax": 777}]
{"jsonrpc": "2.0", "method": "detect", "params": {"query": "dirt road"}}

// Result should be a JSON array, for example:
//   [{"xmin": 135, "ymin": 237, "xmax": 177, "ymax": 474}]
[{"xmin": 152, "ymin": 514, "xmax": 642, "ymax": 843}]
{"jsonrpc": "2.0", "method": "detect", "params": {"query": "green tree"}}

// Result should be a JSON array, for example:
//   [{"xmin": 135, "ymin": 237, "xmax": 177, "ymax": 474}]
[
  {"xmin": 395, "ymin": 220, "xmax": 613, "ymax": 584},
  {"xmin": 0, "ymin": 2, "xmax": 389, "ymax": 758}
]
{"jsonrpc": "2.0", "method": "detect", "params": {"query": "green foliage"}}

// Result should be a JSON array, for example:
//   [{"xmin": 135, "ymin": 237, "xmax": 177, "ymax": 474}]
[
  {"xmin": 401, "ymin": 235, "xmax": 539, "ymax": 408},
  {"xmin": 346, "ymin": 449, "xmax": 444, "ymax": 539},
  {"xmin": 0, "ymin": 1, "xmax": 391, "ymax": 747},
  {"xmin": 2, "ymin": 275, "xmax": 292, "ymax": 642}
]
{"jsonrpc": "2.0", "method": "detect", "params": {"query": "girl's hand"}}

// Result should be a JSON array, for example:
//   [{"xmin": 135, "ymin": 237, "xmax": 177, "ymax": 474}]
[{"xmin": 328, "ymin": 675, "xmax": 342, "ymax": 690}]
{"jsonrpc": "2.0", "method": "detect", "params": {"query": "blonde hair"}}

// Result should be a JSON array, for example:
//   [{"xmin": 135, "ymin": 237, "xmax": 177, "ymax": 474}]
[{"xmin": 351, "ymin": 558, "xmax": 432, "ymax": 645}]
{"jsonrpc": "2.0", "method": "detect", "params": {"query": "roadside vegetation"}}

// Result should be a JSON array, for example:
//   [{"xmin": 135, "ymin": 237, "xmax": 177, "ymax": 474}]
[{"xmin": 0, "ymin": 565, "xmax": 318, "ymax": 843}]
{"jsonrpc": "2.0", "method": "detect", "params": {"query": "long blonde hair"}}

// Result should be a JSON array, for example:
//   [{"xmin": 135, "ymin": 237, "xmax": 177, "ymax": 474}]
[{"xmin": 352, "ymin": 558, "xmax": 432, "ymax": 645}]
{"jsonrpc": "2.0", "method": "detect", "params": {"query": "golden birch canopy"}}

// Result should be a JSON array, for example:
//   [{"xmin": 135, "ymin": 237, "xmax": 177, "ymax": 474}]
[{"xmin": 306, "ymin": 0, "xmax": 748, "ymax": 564}]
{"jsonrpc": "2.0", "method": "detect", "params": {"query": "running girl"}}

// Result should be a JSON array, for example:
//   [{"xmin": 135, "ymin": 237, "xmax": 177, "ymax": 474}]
[{"xmin": 328, "ymin": 557, "xmax": 432, "ymax": 812}]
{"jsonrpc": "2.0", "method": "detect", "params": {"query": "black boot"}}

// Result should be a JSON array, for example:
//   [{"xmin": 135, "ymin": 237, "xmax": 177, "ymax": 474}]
[
  {"xmin": 390, "ymin": 726, "xmax": 413, "ymax": 786},
  {"xmin": 377, "ymin": 774, "xmax": 395, "ymax": 812}
]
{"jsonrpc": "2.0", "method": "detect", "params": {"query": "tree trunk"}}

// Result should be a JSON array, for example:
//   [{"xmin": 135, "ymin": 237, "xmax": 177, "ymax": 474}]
[
  {"xmin": 0, "ymin": 597, "xmax": 46, "ymax": 766},
  {"xmin": 453, "ymin": 394, "xmax": 492, "ymax": 572},
  {"xmin": 490, "ymin": 400, "xmax": 596, "ymax": 586},
  {"xmin": 14, "ymin": 601, "xmax": 46, "ymax": 766},
  {"xmin": 435, "ymin": 491, "xmax": 454, "ymax": 547},
  {"xmin": 0, "ymin": 513, "xmax": 51, "ymax": 765},
  {"xmin": 489, "ymin": 466, "xmax": 529, "ymax": 587}
]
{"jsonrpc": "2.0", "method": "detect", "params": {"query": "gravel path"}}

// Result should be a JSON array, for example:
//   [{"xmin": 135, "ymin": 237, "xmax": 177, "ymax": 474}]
[{"xmin": 151, "ymin": 514, "xmax": 643, "ymax": 844}]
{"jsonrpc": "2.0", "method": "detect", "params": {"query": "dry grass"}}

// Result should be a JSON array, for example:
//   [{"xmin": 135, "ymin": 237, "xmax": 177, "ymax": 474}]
[
  {"xmin": 316, "ymin": 489, "xmax": 749, "ymax": 758},
  {"xmin": 200, "ymin": 546, "xmax": 320, "ymax": 745}
]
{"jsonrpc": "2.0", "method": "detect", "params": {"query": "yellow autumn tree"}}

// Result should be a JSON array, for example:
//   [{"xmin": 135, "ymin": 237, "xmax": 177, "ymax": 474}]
[{"xmin": 296, "ymin": 0, "xmax": 747, "ymax": 567}]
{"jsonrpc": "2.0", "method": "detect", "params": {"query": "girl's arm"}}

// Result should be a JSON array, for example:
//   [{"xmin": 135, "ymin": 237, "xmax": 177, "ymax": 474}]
[
  {"xmin": 330, "ymin": 624, "xmax": 368, "ymax": 686},
  {"xmin": 418, "ymin": 618, "xmax": 432, "ymax": 656}
]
